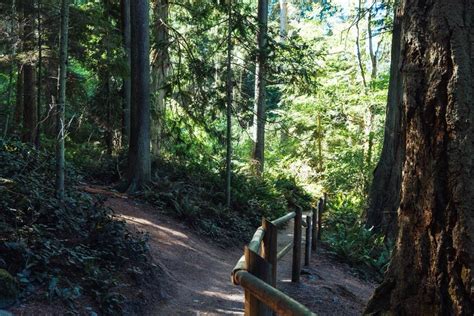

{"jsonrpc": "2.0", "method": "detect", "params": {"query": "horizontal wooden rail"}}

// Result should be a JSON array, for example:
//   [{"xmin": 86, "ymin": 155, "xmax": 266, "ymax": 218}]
[
  {"xmin": 248, "ymin": 226, "xmax": 265, "ymax": 253},
  {"xmin": 231, "ymin": 195, "xmax": 327, "ymax": 316},
  {"xmin": 277, "ymin": 241, "xmax": 293, "ymax": 261},
  {"xmin": 234, "ymin": 269, "xmax": 315, "ymax": 316},
  {"xmin": 271, "ymin": 211, "xmax": 296, "ymax": 227}
]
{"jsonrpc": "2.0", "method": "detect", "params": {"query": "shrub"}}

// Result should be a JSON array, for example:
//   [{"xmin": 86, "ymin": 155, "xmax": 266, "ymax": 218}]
[
  {"xmin": 322, "ymin": 193, "xmax": 392, "ymax": 280},
  {"xmin": 0, "ymin": 139, "xmax": 152, "ymax": 314},
  {"xmin": 140, "ymin": 159, "xmax": 313, "ymax": 244}
]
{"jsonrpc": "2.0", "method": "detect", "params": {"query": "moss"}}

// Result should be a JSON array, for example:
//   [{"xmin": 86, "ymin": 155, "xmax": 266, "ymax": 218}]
[{"xmin": 0, "ymin": 269, "xmax": 19, "ymax": 308}]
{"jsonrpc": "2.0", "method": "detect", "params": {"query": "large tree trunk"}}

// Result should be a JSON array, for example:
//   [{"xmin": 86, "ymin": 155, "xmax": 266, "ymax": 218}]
[
  {"xmin": 252, "ymin": 0, "xmax": 268, "ymax": 175},
  {"xmin": 365, "ymin": 6, "xmax": 403, "ymax": 239},
  {"xmin": 365, "ymin": 1, "xmax": 474, "ymax": 314},
  {"xmin": 55, "ymin": 0, "xmax": 69, "ymax": 202},
  {"xmin": 150, "ymin": 0, "xmax": 169, "ymax": 157},
  {"xmin": 126, "ymin": 0, "xmax": 151, "ymax": 192},
  {"xmin": 120, "ymin": 0, "xmax": 131, "ymax": 145}
]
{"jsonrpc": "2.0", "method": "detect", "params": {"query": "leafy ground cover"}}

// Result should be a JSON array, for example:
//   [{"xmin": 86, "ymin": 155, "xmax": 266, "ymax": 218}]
[
  {"xmin": 0, "ymin": 139, "xmax": 156, "ymax": 315},
  {"xmin": 322, "ymin": 193, "xmax": 393, "ymax": 281},
  {"xmin": 141, "ymin": 160, "xmax": 314, "ymax": 245}
]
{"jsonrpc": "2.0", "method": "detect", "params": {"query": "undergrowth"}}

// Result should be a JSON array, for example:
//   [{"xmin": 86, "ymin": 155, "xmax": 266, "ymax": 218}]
[
  {"xmin": 140, "ymin": 159, "xmax": 314, "ymax": 245},
  {"xmin": 0, "ymin": 139, "xmax": 153, "ymax": 315},
  {"xmin": 322, "ymin": 193, "xmax": 393, "ymax": 281},
  {"xmin": 62, "ymin": 141, "xmax": 314, "ymax": 245}
]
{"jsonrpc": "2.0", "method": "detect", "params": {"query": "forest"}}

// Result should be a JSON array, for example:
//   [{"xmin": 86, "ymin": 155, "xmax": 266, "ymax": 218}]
[{"xmin": 0, "ymin": 0, "xmax": 472, "ymax": 315}]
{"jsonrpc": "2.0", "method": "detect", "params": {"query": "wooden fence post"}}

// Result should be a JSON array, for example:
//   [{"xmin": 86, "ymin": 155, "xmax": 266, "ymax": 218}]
[
  {"xmin": 262, "ymin": 218, "xmax": 277, "ymax": 287},
  {"xmin": 317, "ymin": 197, "xmax": 323, "ymax": 241},
  {"xmin": 311, "ymin": 206, "xmax": 318, "ymax": 251},
  {"xmin": 305, "ymin": 215, "xmax": 312, "ymax": 266},
  {"xmin": 244, "ymin": 246, "xmax": 272, "ymax": 316},
  {"xmin": 291, "ymin": 207, "xmax": 302, "ymax": 283}
]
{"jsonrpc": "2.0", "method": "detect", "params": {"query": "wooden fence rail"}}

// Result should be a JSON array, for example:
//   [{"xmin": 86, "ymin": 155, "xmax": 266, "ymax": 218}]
[{"xmin": 231, "ymin": 195, "xmax": 326, "ymax": 316}]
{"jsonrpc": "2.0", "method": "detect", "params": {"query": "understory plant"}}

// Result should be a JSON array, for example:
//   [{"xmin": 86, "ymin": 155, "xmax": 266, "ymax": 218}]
[
  {"xmin": 140, "ymin": 159, "xmax": 314, "ymax": 245},
  {"xmin": 322, "ymin": 193, "xmax": 393, "ymax": 280},
  {"xmin": 0, "ymin": 139, "xmax": 153, "ymax": 314}
]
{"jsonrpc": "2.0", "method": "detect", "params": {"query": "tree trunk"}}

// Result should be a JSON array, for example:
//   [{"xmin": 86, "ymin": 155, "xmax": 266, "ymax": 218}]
[
  {"xmin": 35, "ymin": 0, "xmax": 42, "ymax": 148},
  {"xmin": 4, "ymin": 0, "xmax": 18, "ymax": 138},
  {"xmin": 14, "ymin": 11, "xmax": 24, "ymax": 132},
  {"xmin": 225, "ymin": 1, "xmax": 233, "ymax": 208},
  {"xmin": 120, "ymin": 0, "xmax": 131, "ymax": 146},
  {"xmin": 22, "ymin": 64, "xmax": 37, "ymax": 143},
  {"xmin": 365, "ymin": 5, "xmax": 403, "ymax": 239},
  {"xmin": 279, "ymin": 0, "xmax": 288, "ymax": 41},
  {"xmin": 252, "ymin": 0, "xmax": 268, "ymax": 175},
  {"xmin": 56, "ymin": 0, "xmax": 69, "ymax": 202},
  {"xmin": 150, "ymin": 0, "xmax": 169, "ymax": 157},
  {"xmin": 21, "ymin": 0, "xmax": 38, "ymax": 144},
  {"xmin": 126, "ymin": 0, "xmax": 151, "ymax": 192},
  {"xmin": 365, "ymin": 1, "xmax": 474, "ymax": 314}
]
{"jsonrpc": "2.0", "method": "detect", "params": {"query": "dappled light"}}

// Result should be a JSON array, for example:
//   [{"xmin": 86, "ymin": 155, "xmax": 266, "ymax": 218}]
[{"xmin": 1, "ymin": 0, "xmax": 472, "ymax": 315}]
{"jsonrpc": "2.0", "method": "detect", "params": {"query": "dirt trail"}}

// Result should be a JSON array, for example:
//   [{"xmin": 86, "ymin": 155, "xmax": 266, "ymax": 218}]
[{"xmin": 92, "ymin": 188, "xmax": 376, "ymax": 315}]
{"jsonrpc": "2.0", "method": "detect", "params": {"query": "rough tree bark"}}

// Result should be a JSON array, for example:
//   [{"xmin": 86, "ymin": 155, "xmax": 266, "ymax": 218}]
[
  {"xmin": 252, "ymin": 0, "xmax": 268, "ymax": 175},
  {"xmin": 150, "ymin": 0, "xmax": 169, "ymax": 157},
  {"xmin": 365, "ymin": 5, "xmax": 403, "ymax": 239},
  {"xmin": 365, "ymin": 1, "xmax": 474, "ymax": 314},
  {"xmin": 126, "ymin": 0, "xmax": 151, "ymax": 192}
]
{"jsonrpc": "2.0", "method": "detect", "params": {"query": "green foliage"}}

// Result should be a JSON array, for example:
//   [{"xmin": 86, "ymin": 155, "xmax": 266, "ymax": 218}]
[
  {"xmin": 140, "ymin": 159, "xmax": 313, "ymax": 245},
  {"xmin": 0, "ymin": 268, "xmax": 19, "ymax": 308},
  {"xmin": 0, "ymin": 139, "xmax": 152, "ymax": 314},
  {"xmin": 322, "ymin": 193, "xmax": 392, "ymax": 280},
  {"xmin": 65, "ymin": 140, "xmax": 127, "ymax": 183}
]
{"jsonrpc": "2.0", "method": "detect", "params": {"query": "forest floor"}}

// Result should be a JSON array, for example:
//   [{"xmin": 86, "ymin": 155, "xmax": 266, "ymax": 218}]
[
  {"xmin": 9, "ymin": 186, "xmax": 376, "ymax": 315},
  {"xmin": 90, "ymin": 186, "xmax": 377, "ymax": 316}
]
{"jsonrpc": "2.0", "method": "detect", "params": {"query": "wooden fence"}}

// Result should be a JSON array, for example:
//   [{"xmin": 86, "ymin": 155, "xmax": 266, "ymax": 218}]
[{"xmin": 231, "ymin": 196, "xmax": 326, "ymax": 316}]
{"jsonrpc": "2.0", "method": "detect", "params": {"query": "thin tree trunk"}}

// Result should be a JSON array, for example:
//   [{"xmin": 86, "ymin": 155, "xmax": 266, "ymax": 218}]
[
  {"xmin": 14, "ymin": 67, "xmax": 24, "ymax": 129},
  {"xmin": 22, "ymin": 0, "xmax": 37, "ymax": 143},
  {"xmin": 150, "ymin": 0, "xmax": 169, "ymax": 157},
  {"xmin": 367, "ymin": 11, "xmax": 377, "ymax": 82},
  {"xmin": 252, "ymin": 0, "xmax": 268, "ymax": 176},
  {"xmin": 120, "ymin": 0, "xmax": 131, "ymax": 145},
  {"xmin": 365, "ymin": 1, "xmax": 473, "ymax": 314},
  {"xmin": 365, "ymin": 4, "xmax": 376, "ymax": 181},
  {"xmin": 35, "ymin": 0, "xmax": 42, "ymax": 148},
  {"xmin": 365, "ymin": 5, "xmax": 403, "ymax": 239},
  {"xmin": 279, "ymin": 0, "xmax": 288, "ymax": 41},
  {"xmin": 56, "ymin": 0, "xmax": 69, "ymax": 202},
  {"xmin": 14, "ymin": 10, "xmax": 24, "ymax": 131},
  {"xmin": 355, "ymin": 0, "xmax": 367, "ymax": 89},
  {"xmin": 22, "ymin": 64, "xmax": 37, "ymax": 143},
  {"xmin": 22, "ymin": 0, "xmax": 37, "ymax": 144},
  {"xmin": 126, "ymin": 0, "xmax": 151, "ymax": 192},
  {"xmin": 4, "ymin": 0, "xmax": 17, "ymax": 138},
  {"xmin": 279, "ymin": 0, "xmax": 289, "ymax": 144},
  {"xmin": 225, "ymin": 0, "xmax": 233, "ymax": 208}
]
